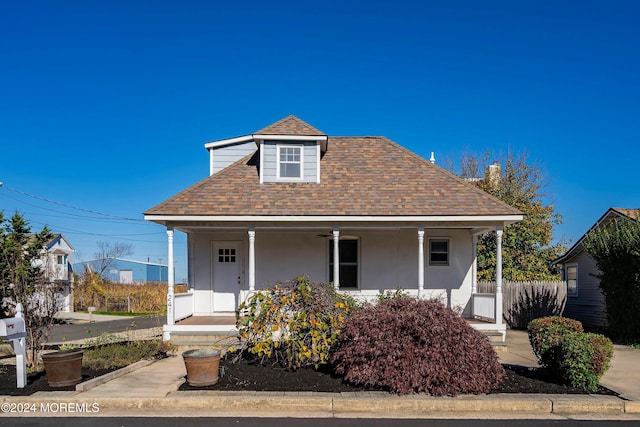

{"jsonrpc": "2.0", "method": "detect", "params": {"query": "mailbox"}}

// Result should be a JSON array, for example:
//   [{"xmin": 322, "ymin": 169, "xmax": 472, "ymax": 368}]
[{"xmin": 0, "ymin": 317, "xmax": 26, "ymax": 340}]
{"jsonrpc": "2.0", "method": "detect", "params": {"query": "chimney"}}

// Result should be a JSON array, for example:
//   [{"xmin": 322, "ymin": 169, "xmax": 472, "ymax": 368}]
[
  {"xmin": 429, "ymin": 152, "xmax": 435, "ymax": 164},
  {"xmin": 487, "ymin": 161, "xmax": 501, "ymax": 187}
]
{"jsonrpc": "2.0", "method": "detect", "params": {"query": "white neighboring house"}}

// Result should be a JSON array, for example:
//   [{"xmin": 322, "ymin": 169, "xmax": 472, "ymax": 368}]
[
  {"xmin": 144, "ymin": 116, "xmax": 523, "ymax": 342},
  {"xmin": 41, "ymin": 234, "xmax": 75, "ymax": 313}
]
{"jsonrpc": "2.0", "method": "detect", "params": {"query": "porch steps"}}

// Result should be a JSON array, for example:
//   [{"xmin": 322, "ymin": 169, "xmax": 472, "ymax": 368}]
[
  {"xmin": 169, "ymin": 331, "xmax": 240, "ymax": 350},
  {"xmin": 477, "ymin": 330, "xmax": 508, "ymax": 351}
]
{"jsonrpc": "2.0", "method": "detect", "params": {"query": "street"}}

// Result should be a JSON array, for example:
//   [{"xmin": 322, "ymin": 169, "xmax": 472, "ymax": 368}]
[{"xmin": 48, "ymin": 314, "xmax": 166, "ymax": 343}]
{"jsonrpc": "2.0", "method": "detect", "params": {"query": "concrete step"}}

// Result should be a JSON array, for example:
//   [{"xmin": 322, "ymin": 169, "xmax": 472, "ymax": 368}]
[{"xmin": 169, "ymin": 332, "xmax": 240, "ymax": 349}]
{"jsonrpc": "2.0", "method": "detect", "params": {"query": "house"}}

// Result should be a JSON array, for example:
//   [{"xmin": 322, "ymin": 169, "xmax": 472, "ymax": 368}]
[
  {"xmin": 144, "ymin": 115, "xmax": 523, "ymax": 341},
  {"xmin": 42, "ymin": 234, "xmax": 74, "ymax": 312},
  {"xmin": 73, "ymin": 258, "xmax": 170, "ymax": 284},
  {"xmin": 553, "ymin": 208, "xmax": 638, "ymax": 329}
]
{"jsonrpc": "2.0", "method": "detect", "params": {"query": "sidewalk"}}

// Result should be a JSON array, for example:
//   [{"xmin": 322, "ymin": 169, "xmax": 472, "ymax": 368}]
[
  {"xmin": 2, "ymin": 330, "xmax": 640, "ymax": 418},
  {"xmin": 54, "ymin": 311, "xmax": 134, "ymax": 323}
]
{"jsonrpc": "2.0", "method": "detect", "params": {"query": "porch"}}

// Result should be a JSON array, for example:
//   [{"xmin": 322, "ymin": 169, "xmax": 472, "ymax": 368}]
[
  {"xmin": 163, "ymin": 289, "xmax": 507, "ymax": 345},
  {"xmin": 158, "ymin": 222, "xmax": 510, "ymax": 344}
]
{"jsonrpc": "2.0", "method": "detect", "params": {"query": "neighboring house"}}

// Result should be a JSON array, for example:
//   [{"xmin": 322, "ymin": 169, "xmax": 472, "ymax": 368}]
[
  {"xmin": 553, "ymin": 208, "xmax": 638, "ymax": 329},
  {"xmin": 73, "ymin": 258, "xmax": 169, "ymax": 284},
  {"xmin": 42, "ymin": 234, "xmax": 74, "ymax": 312},
  {"xmin": 144, "ymin": 115, "xmax": 523, "ymax": 341}
]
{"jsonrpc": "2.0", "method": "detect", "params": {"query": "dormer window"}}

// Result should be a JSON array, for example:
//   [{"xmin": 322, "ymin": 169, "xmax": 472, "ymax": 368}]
[{"xmin": 277, "ymin": 145, "xmax": 303, "ymax": 179}]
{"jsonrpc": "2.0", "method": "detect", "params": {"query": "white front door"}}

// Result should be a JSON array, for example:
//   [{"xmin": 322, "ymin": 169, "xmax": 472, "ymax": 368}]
[{"xmin": 212, "ymin": 241, "xmax": 242, "ymax": 312}]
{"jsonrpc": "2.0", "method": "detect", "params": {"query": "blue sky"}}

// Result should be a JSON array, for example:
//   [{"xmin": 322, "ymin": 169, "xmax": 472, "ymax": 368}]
[{"xmin": 1, "ymin": 1, "xmax": 638, "ymax": 282}]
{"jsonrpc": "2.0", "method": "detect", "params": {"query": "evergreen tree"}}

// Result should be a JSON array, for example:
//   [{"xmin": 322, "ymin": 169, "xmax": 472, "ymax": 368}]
[
  {"xmin": 455, "ymin": 151, "xmax": 566, "ymax": 281},
  {"xmin": 0, "ymin": 212, "xmax": 54, "ymax": 366}
]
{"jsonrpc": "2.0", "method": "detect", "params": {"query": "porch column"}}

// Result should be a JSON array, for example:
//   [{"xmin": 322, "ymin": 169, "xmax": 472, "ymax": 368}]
[
  {"xmin": 248, "ymin": 227, "xmax": 256, "ymax": 292},
  {"xmin": 417, "ymin": 227, "xmax": 425, "ymax": 297},
  {"xmin": 495, "ymin": 227, "xmax": 503, "ymax": 325},
  {"xmin": 332, "ymin": 227, "xmax": 340, "ymax": 290},
  {"xmin": 472, "ymin": 234, "xmax": 478, "ymax": 294},
  {"xmin": 166, "ymin": 226, "xmax": 175, "ymax": 327}
]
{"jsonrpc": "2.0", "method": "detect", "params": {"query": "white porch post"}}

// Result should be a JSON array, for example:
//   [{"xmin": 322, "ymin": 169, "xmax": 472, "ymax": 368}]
[
  {"xmin": 417, "ymin": 227, "xmax": 424, "ymax": 297},
  {"xmin": 248, "ymin": 227, "xmax": 256, "ymax": 292},
  {"xmin": 166, "ymin": 227, "xmax": 175, "ymax": 328},
  {"xmin": 495, "ymin": 227, "xmax": 503, "ymax": 325},
  {"xmin": 332, "ymin": 227, "xmax": 340, "ymax": 291},
  {"xmin": 472, "ymin": 234, "xmax": 478, "ymax": 295}
]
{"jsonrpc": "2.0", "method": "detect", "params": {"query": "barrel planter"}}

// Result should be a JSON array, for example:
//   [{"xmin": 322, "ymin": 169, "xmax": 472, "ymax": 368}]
[
  {"xmin": 182, "ymin": 348, "xmax": 221, "ymax": 386},
  {"xmin": 42, "ymin": 349, "xmax": 84, "ymax": 387}
]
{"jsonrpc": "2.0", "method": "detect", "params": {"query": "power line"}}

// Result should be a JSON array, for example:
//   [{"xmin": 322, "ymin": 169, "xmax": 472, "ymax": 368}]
[{"xmin": 0, "ymin": 185, "xmax": 147, "ymax": 222}]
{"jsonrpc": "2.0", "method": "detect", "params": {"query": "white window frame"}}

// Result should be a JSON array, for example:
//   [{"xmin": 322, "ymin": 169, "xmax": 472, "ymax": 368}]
[
  {"xmin": 566, "ymin": 263, "xmax": 578, "ymax": 297},
  {"xmin": 429, "ymin": 238, "xmax": 450, "ymax": 266},
  {"xmin": 328, "ymin": 237, "xmax": 360, "ymax": 289},
  {"xmin": 56, "ymin": 254, "xmax": 65, "ymax": 265},
  {"xmin": 276, "ymin": 145, "xmax": 304, "ymax": 180}
]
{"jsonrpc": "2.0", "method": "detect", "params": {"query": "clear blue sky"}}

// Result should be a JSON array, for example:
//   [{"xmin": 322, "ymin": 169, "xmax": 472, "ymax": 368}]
[{"xmin": 1, "ymin": 1, "xmax": 638, "ymax": 282}]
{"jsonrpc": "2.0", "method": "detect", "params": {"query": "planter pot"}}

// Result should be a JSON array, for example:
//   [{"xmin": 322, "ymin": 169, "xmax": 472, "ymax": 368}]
[
  {"xmin": 42, "ymin": 349, "xmax": 84, "ymax": 387},
  {"xmin": 182, "ymin": 348, "xmax": 221, "ymax": 386}
]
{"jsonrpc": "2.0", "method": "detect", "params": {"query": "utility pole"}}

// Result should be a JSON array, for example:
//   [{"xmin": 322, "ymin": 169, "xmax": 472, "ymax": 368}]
[{"xmin": 158, "ymin": 258, "xmax": 162, "ymax": 282}]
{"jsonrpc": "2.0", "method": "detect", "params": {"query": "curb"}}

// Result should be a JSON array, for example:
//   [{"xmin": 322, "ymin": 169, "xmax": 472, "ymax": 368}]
[{"xmin": 2, "ymin": 392, "xmax": 635, "ymax": 417}]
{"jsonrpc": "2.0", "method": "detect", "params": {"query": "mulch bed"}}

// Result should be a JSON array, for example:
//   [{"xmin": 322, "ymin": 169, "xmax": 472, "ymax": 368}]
[
  {"xmin": 178, "ymin": 354, "xmax": 619, "ymax": 396},
  {"xmin": 0, "ymin": 365, "xmax": 117, "ymax": 396},
  {"xmin": 0, "ymin": 354, "xmax": 618, "ymax": 397}
]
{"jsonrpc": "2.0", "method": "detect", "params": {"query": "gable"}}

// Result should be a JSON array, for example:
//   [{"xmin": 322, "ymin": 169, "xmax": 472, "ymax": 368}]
[{"xmin": 554, "ymin": 207, "xmax": 639, "ymax": 264}]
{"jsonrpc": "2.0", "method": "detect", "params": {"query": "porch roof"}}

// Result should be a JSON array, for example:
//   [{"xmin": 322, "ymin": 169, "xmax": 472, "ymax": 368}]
[{"xmin": 145, "ymin": 133, "xmax": 521, "ymax": 226}]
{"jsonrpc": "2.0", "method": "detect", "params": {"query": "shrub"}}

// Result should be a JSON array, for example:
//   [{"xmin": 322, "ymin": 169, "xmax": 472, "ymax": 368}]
[
  {"xmin": 330, "ymin": 297, "xmax": 504, "ymax": 396},
  {"xmin": 557, "ymin": 332, "xmax": 613, "ymax": 391},
  {"xmin": 236, "ymin": 276, "xmax": 357, "ymax": 370},
  {"xmin": 527, "ymin": 316, "xmax": 583, "ymax": 368}
]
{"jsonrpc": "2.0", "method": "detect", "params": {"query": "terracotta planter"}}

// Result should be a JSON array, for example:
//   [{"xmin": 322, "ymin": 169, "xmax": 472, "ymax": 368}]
[
  {"xmin": 182, "ymin": 348, "xmax": 221, "ymax": 386},
  {"xmin": 42, "ymin": 349, "xmax": 84, "ymax": 387}
]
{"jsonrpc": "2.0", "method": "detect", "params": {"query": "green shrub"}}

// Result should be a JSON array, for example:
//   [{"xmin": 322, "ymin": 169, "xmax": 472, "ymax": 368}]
[
  {"xmin": 236, "ymin": 276, "xmax": 357, "ymax": 370},
  {"xmin": 330, "ymin": 297, "xmax": 504, "ymax": 396},
  {"xmin": 528, "ymin": 316, "xmax": 583, "ymax": 369},
  {"xmin": 557, "ymin": 332, "xmax": 613, "ymax": 391}
]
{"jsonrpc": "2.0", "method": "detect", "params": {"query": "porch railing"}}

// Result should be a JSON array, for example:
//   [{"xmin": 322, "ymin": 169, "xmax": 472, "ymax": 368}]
[
  {"xmin": 472, "ymin": 293, "xmax": 496, "ymax": 321},
  {"xmin": 174, "ymin": 290, "xmax": 194, "ymax": 321}
]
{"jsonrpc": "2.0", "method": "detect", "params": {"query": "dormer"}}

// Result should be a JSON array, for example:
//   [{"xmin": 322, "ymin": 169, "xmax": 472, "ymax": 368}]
[{"xmin": 204, "ymin": 116, "xmax": 328, "ymax": 184}]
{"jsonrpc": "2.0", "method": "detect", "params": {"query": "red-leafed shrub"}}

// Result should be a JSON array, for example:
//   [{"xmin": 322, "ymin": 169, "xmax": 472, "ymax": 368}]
[{"xmin": 330, "ymin": 297, "xmax": 504, "ymax": 395}]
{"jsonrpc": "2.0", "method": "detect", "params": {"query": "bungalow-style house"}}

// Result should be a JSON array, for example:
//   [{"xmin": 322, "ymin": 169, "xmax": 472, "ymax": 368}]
[
  {"xmin": 553, "ymin": 208, "xmax": 638, "ymax": 329},
  {"xmin": 73, "ymin": 258, "xmax": 170, "ymax": 284},
  {"xmin": 144, "ymin": 116, "xmax": 523, "ymax": 342}
]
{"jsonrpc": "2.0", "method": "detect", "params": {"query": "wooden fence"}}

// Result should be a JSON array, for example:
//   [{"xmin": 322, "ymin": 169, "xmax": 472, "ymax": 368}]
[{"xmin": 477, "ymin": 281, "xmax": 567, "ymax": 329}]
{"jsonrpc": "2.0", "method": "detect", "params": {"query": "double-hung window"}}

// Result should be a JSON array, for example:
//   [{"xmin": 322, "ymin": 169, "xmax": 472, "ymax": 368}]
[
  {"xmin": 329, "ymin": 238, "xmax": 359, "ymax": 289},
  {"xmin": 566, "ymin": 264, "xmax": 578, "ymax": 296},
  {"xmin": 278, "ymin": 145, "xmax": 302, "ymax": 179},
  {"xmin": 429, "ymin": 239, "xmax": 449, "ymax": 266}
]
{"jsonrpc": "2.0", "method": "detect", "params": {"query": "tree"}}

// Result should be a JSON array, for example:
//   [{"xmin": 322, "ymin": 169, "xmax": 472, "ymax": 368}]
[
  {"xmin": 454, "ymin": 151, "xmax": 566, "ymax": 281},
  {"xmin": 0, "ymin": 212, "xmax": 55, "ymax": 366},
  {"xmin": 93, "ymin": 241, "xmax": 134, "ymax": 278},
  {"xmin": 582, "ymin": 212, "xmax": 640, "ymax": 340}
]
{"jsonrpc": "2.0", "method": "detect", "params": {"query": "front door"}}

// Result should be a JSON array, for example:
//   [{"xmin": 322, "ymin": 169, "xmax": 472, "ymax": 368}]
[{"xmin": 212, "ymin": 241, "xmax": 242, "ymax": 312}]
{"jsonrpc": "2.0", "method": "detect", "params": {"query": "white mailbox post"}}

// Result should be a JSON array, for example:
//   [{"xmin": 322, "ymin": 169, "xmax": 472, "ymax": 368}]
[{"xmin": 0, "ymin": 303, "xmax": 27, "ymax": 388}]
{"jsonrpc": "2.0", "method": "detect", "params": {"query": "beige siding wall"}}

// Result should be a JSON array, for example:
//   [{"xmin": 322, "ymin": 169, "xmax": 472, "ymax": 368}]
[{"xmin": 565, "ymin": 250, "xmax": 607, "ymax": 328}]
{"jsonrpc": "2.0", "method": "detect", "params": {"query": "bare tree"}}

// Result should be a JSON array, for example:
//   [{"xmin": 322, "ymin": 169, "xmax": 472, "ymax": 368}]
[{"xmin": 93, "ymin": 241, "xmax": 134, "ymax": 278}]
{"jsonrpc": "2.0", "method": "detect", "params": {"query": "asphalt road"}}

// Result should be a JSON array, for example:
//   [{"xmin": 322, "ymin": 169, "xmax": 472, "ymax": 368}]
[
  {"xmin": 47, "ymin": 314, "xmax": 166, "ymax": 343},
  {"xmin": 1, "ymin": 418, "xmax": 639, "ymax": 427}
]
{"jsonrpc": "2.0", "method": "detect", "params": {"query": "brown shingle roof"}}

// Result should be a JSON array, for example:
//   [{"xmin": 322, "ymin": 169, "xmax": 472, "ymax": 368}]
[
  {"xmin": 611, "ymin": 208, "xmax": 639, "ymax": 220},
  {"xmin": 255, "ymin": 115, "xmax": 326, "ymax": 136},
  {"xmin": 145, "ymin": 136, "xmax": 521, "ymax": 217}
]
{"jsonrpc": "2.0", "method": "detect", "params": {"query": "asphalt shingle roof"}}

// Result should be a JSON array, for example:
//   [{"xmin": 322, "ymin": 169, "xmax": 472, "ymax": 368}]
[
  {"xmin": 145, "ymin": 131, "xmax": 520, "ymax": 217},
  {"xmin": 255, "ymin": 115, "xmax": 326, "ymax": 136}
]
